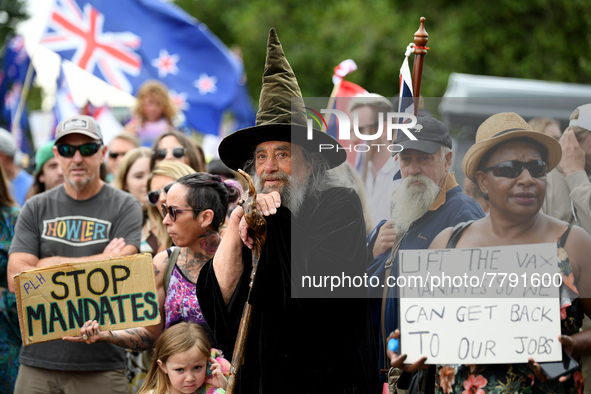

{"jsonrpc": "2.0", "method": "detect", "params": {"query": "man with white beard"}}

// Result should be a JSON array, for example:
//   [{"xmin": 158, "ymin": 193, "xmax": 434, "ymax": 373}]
[
  {"xmin": 366, "ymin": 115, "xmax": 485, "ymax": 384},
  {"xmin": 196, "ymin": 28, "xmax": 378, "ymax": 393}
]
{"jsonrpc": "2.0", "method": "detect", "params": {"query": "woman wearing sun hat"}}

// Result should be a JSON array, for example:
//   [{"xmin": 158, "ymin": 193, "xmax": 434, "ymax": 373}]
[{"xmin": 387, "ymin": 112, "xmax": 591, "ymax": 393}]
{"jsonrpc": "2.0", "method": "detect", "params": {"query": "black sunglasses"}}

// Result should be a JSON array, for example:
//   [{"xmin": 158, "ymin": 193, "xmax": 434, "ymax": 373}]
[
  {"xmin": 108, "ymin": 152, "xmax": 125, "ymax": 159},
  {"xmin": 57, "ymin": 143, "xmax": 102, "ymax": 158},
  {"xmin": 153, "ymin": 147, "xmax": 186, "ymax": 161},
  {"xmin": 482, "ymin": 160, "xmax": 547, "ymax": 178},
  {"xmin": 146, "ymin": 183, "xmax": 174, "ymax": 206},
  {"xmin": 161, "ymin": 203, "xmax": 201, "ymax": 222}
]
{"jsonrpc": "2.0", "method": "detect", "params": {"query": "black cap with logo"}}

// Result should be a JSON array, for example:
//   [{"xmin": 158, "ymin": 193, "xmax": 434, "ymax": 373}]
[{"xmin": 393, "ymin": 115, "xmax": 452, "ymax": 155}]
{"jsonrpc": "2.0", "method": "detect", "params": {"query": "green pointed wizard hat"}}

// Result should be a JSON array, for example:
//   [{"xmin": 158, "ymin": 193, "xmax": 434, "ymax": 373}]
[{"xmin": 218, "ymin": 28, "xmax": 346, "ymax": 171}]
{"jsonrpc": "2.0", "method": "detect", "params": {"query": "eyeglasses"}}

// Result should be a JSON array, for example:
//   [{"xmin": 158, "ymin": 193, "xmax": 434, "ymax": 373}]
[
  {"xmin": 482, "ymin": 160, "xmax": 547, "ymax": 178},
  {"xmin": 108, "ymin": 152, "xmax": 126, "ymax": 159},
  {"xmin": 57, "ymin": 143, "xmax": 102, "ymax": 158},
  {"xmin": 161, "ymin": 203, "xmax": 201, "ymax": 222},
  {"xmin": 146, "ymin": 183, "xmax": 174, "ymax": 206},
  {"xmin": 153, "ymin": 147, "xmax": 186, "ymax": 161}
]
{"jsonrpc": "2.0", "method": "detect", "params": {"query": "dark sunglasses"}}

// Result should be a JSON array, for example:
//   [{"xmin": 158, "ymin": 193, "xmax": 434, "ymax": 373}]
[
  {"xmin": 153, "ymin": 147, "xmax": 186, "ymax": 160},
  {"xmin": 482, "ymin": 160, "xmax": 547, "ymax": 178},
  {"xmin": 161, "ymin": 203, "xmax": 201, "ymax": 222},
  {"xmin": 108, "ymin": 152, "xmax": 125, "ymax": 159},
  {"xmin": 146, "ymin": 183, "xmax": 174, "ymax": 206},
  {"xmin": 57, "ymin": 143, "xmax": 102, "ymax": 157}
]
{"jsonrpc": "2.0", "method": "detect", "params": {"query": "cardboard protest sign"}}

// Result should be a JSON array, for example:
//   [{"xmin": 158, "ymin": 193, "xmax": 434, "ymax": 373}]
[
  {"xmin": 398, "ymin": 243, "xmax": 563, "ymax": 364},
  {"xmin": 15, "ymin": 253, "xmax": 160, "ymax": 346}
]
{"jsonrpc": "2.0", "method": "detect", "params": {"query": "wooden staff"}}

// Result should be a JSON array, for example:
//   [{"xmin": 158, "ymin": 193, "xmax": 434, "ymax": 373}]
[
  {"xmin": 412, "ymin": 17, "xmax": 429, "ymax": 116},
  {"xmin": 226, "ymin": 169, "xmax": 267, "ymax": 393}
]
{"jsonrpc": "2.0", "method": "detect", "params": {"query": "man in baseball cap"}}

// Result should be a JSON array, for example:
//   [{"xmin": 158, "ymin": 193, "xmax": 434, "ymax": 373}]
[
  {"xmin": 8, "ymin": 115, "xmax": 142, "ymax": 394},
  {"xmin": 54, "ymin": 114, "xmax": 104, "ymax": 143},
  {"xmin": 367, "ymin": 115, "xmax": 485, "ymax": 382}
]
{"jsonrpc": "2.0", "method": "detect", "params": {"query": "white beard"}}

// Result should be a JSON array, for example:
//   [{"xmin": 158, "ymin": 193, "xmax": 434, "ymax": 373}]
[
  {"xmin": 254, "ymin": 170, "xmax": 309, "ymax": 217},
  {"xmin": 390, "ymin": 174, "xmax": 441, "ymax": 233}
]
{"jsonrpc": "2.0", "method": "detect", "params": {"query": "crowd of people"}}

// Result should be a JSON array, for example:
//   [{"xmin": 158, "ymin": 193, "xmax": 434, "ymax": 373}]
[{"xmin": 1, "ymin": 27, "xmax": 591, "ymax": 394}]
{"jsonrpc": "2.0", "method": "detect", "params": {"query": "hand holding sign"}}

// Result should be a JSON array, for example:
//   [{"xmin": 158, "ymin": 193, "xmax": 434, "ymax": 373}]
[
  {"xmin": 63, "ymin": 319, "xmax": 104, "ymax": 344},
  {"xmin": 386, "ymin": 329, "xmax": 427, "ymax": 373}
]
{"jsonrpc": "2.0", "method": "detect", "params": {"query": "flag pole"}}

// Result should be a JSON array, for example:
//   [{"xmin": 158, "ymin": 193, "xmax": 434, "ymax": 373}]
[
  {"xmin": 323, "ymin": 79, "xmax": 341, "ymax": 132},
  {"xmin": 12, "ymin": 59, "xmax": 35, "ymax": 150},
  {"xmin": 411, "ymin": 17, "xmax": 428, "ymax": 116}
]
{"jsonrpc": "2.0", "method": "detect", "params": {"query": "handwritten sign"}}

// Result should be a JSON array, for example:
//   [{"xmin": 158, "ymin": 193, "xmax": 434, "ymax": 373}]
[
  {"xmin": 398, "ymin": 243, "xmax": 562, "ymax": 364},
  {"xmin": 15, "ymin": 253, "xmax": 160, "ymax": 346}
]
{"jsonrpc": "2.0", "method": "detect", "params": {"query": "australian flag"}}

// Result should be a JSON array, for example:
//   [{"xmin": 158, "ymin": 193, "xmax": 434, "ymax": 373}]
[
  {"xmin": 0, "ymin": 35, "xmax": 34, "ymax": 154},
  {"xmin": 40, "ymin": 0, "xmax": 253, "ymax": 135}
]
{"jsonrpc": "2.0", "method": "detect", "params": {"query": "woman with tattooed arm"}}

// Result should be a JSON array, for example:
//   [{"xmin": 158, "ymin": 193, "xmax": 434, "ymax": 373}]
[{"xmin": 64, "ymin": 173, "xmax": 241, "ymax": 351}]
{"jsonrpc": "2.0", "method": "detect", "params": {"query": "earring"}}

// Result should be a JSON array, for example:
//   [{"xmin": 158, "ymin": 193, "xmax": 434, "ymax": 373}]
[{"xmin": 483, "ymin": 193, "xmax": 489, "ymax": 200}]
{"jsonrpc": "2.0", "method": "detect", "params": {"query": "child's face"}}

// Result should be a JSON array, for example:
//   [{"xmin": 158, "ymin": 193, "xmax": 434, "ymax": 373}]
[
  {"xmin": 142, "ymin": 94, "xmax": 164, "ymax": 122},
  {"xmin": 158, "ymin": 345, "xmax": 208, "ymax": 394}
]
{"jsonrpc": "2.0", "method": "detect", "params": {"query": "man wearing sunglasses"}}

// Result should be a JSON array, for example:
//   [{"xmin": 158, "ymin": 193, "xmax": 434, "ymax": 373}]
[
  {"xmin": 7, "ymin": 115, "xmax": 142, "ymax": 394},
  {"xmin": 366, "ymin": 115, "xmax": 485, "ymax": 385}
]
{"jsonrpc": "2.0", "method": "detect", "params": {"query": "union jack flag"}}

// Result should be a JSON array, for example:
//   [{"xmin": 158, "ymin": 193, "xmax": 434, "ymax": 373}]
[
  {"xmin": 40, "ymin": 0, "xmax": 254, "ymax": 136},
  {"xmin": 42, "ymin": 0, "xmax": 141, "ymax": 93}
]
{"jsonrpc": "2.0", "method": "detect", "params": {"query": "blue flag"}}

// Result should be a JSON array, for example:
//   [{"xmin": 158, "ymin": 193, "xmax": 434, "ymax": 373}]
[
  {"xmin": 0, "ymin": 35, "xmax": 34, "ymax": 154},
  {"xmin": 41, "ymin": 0, "xmax": 253, "ymax": 135}
]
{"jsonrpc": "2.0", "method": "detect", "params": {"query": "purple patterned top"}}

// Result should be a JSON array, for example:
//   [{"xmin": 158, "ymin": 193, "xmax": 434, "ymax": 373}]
[{"xmin": 164, "ymin": 263, "xmax": 205, "ymax": 329}]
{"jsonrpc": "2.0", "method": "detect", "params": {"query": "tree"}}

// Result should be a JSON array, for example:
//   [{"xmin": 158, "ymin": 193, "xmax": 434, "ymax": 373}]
[
  {"xmin": 175, "ymin": 0, "xmax": 591, "ymax": 101},
  {"xmin": 0, "ymin": 0, "xmax": 28, "ymax": 49}
]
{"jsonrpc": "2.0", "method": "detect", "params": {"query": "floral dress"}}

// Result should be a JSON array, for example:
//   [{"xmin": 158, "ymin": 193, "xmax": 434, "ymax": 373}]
[
  {"xmin": 436, "ymin": 226, "xmax": 584, "ymax": 394},
  {"xmin": 0, "ymin": 205, "xmax": 20, "ymax": 392}
]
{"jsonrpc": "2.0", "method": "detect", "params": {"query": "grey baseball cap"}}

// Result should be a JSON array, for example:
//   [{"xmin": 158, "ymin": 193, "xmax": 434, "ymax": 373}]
[
  {"xmin": 0, "ymin": 128, "xmax": 16, "ymax": 157},
  {"xmin": 55, "ymin": 115, "xmax": 103, "ymax": 144}
]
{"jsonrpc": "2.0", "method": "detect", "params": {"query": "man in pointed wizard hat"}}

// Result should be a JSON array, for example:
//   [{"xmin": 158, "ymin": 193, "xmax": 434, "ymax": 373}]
[{"xmin": 197, "ymin": 28, "xmax": 379, "ymax": 392}]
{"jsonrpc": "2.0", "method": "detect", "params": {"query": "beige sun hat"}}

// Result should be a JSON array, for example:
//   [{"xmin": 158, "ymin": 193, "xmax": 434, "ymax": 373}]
[{"xmin": 462, "ymin": 112, "xmax": 562, "ymax": 181}]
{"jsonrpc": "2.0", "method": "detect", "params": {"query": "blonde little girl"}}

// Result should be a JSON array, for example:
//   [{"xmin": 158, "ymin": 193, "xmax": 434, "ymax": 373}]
[{"xmin": 138, "ymin": 322, "xmax": 230, "ymax": 394}]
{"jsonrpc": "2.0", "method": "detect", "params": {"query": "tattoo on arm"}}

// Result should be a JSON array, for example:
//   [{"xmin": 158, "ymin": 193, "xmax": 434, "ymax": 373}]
[
  {"xmin": 110, "ymin": 328, "xmax": 155, "ymax": 351},
  {"xmin": 153, "ymin": 263, "xmax": 161, "ymax": 277}
]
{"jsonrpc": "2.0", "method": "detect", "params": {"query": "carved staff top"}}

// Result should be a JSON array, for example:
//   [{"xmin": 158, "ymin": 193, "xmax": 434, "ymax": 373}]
[{"xmin": 412, "ymin": 17, "xmax": 429, "ymax": 116}]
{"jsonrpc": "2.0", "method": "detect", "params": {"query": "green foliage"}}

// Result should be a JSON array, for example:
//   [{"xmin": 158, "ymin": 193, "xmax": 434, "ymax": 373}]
[
  {"xmin": 174, "ymin": 1, "xmax": 591, "ymax": 102},
  {"xmin": 0, "ymin": 0, "xmax": 28, "ymax": 49}
]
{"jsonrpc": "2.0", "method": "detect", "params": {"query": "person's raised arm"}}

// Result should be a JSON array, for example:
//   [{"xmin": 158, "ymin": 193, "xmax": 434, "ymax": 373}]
[{"xmin": 213, "ymin": 191, "xmax": 281, "ymax": 305}]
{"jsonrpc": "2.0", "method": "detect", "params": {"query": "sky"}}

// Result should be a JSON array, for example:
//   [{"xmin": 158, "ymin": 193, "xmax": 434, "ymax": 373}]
[{"xmin": 15, "ymin": 0, "xmax": 136, "ymax": 110}]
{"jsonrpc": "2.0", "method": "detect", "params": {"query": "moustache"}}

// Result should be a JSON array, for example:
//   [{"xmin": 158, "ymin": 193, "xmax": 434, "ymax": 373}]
[
  {"xmin": 405, "ymin": 174, "xmax": 431, "ymax": 187},
  {"xmin": 259, "ymin": 172, "xmax": 289, "ymax": 182},
  {"xmin": 68, "ymin": 164, "xmax": 88, "ymax": 171}
]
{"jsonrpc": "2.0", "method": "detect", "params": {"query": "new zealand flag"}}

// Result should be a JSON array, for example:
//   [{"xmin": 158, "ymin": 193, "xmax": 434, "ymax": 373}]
[
  {"xmin": 0, "ymin": 35, "xmax": 34, "ymax": 154},
  {"xmin": 41, "ymin": 0, "xmax": 254, "ymax": 135}
]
